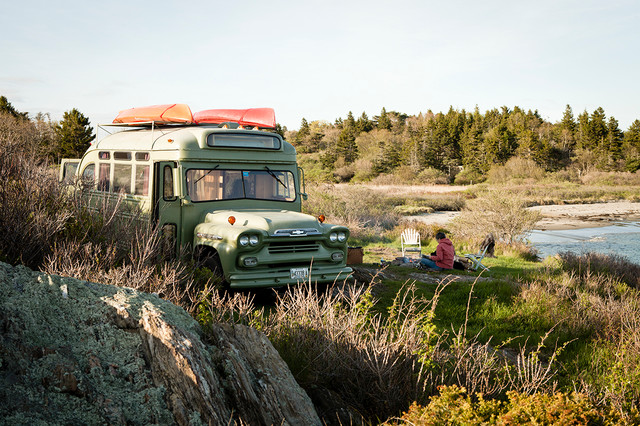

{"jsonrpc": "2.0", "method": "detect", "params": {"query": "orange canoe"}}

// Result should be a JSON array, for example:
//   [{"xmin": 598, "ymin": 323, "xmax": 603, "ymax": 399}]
[{"xmin": 113, "ymin": 104, "xmax": 194, "ymax": 124}]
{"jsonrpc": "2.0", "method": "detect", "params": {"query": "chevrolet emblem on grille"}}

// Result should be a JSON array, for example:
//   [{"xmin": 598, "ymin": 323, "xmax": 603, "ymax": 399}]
[{"xmin": 273, "ymin": 228, "xmax": 322, "ymax": 237}]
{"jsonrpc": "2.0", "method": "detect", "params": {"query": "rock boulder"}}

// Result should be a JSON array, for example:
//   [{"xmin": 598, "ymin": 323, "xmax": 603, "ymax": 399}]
[{"xmin": 0, "ymin": 262, "xmax": 320, "ymax": 425}]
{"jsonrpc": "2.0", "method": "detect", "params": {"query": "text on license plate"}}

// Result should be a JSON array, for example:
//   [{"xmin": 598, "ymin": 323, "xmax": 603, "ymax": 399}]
[{"xmin": 290, "ymin": 267, "xmax": 309, "ymax": 280}]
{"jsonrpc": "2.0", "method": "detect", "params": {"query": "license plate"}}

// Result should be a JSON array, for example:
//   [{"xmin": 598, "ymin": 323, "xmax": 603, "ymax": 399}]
[{"xmin": 290, "ymin": 267, "xmax": 309, "ymax": 280}]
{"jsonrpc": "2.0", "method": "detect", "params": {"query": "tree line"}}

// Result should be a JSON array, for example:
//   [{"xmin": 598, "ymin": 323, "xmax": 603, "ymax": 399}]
[
  {"xmin": 4, "ymin": 94, "xmax": 640, "ymax": 183},
  {"xmin": 0, "ymin": 96, "xmax": 94, "ymax": 162},
  {"xmin": 287, "ymin": 105, "xmax": 640, "ymax": 183}
]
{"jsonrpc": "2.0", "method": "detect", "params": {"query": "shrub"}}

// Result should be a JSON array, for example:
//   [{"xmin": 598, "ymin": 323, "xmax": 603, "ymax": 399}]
[
  {"xmin": 303, "ymin": 184, "xmax": 401, "ymax": 242},
  {"xmin": 453, "ymin": 168, "xmax": 485, "ymax": 185},
  {"xmin": 415, "ymin": 167, "xmax": 449, "ymax": 185},
  {"xmin": 487, "ymin": 157, "xmax": 546, "ymax": 184},
  {"xmin": 0, "ymin": 113, "xmax": 70, "ymax": 267},
  {"xmin": 580, "ymin": 170, "xmax": 640, "ymax": 186},
  {"xmin": 448, "ymin": 192, "xmax": 541, "ymax": 245},
  {"xmin": 387, "ymin": 385, "xmax": 618, "ymax": 425}
]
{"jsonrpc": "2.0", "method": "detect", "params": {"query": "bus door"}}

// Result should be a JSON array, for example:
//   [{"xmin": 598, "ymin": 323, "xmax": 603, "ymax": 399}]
[{"xmin": 153, "ymin": 161, "xmax": 181, "ymax": 257}]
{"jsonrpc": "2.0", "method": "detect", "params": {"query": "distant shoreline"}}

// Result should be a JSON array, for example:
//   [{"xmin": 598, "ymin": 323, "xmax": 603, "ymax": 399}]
[{"xmin": 408, "ymin": 201, "xmax": 640, "ymax": 231}]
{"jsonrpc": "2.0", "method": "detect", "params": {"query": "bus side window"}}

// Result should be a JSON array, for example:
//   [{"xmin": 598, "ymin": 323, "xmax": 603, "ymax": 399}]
[
  {"xmin": 135, "ymin": 165, "xmax": 150, "ymax": 196},
  {"xmin": 62, "ymin": 162, "xmax": 78, "ymax": 183},
  {"xmin": 113, "ymin": 164, "xmax": 132, "ymax": 193},
  {"xmin": 163, "ymin": 165, "xmax": 175, "ymax": 200},
  {"xmin": 98, "ymin": 163, "xmax": 111, "ymax": 192},
  {"xmin": 82, "ymin": 164, "xmax": 95, "ymax": 186}
]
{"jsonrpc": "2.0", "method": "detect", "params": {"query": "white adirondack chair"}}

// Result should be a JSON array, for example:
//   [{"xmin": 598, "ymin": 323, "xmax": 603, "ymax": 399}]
[
  {"xmin": 464, "ymin": 246, "xmax": 490, "ymax": 271},
  {"xmin": 401, "ymin": 228, "xmax": 421, "ymax": 258}
]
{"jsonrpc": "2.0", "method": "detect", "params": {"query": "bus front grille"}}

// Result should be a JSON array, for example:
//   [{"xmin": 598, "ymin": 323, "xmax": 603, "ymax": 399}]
[{"xmin": 268, "ymin": 241, "xmax": 320, "ymax": 254}]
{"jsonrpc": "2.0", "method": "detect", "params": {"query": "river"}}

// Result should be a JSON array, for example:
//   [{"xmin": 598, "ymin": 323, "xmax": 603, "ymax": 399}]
[{"xmin": 528, "ymin": 221, "xmax": 640, "ymax": 265}]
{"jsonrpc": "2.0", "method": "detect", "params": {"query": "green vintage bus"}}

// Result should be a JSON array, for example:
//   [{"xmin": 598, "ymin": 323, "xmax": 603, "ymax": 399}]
[{"xmin": 60, "ymin": 104, "xmax": 352, "ymax": 288}]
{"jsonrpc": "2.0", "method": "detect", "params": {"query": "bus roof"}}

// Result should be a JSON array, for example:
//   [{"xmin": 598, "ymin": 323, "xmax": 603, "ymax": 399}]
[{"xmin": 88, "ymin": 126, "xmax": 296, "ymax": 163}]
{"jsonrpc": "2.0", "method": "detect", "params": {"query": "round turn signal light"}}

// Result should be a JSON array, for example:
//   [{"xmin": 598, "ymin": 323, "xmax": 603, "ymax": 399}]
[
  {"xmin": 318, "ymin": 215, "xmax": 326, "ymax": 223},
  {"xmin": 228, "ymin": 216, "xmax": 236, "ymax": 225}
]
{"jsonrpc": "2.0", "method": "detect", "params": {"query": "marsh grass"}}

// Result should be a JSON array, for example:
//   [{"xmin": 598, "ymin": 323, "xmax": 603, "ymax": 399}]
[
  {"xmin": 202, "ymin": 275, "xmax": 572, "ymax": 422},
  {"xmin": 558, "ymin": 251, "xmax": 640, "ymax": 289}
]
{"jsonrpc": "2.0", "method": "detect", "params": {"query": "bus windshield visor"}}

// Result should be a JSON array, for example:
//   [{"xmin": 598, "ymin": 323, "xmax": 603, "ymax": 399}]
[{"xmin": 186, "ymin": 169, "xmax": 296, "ymax": 202}]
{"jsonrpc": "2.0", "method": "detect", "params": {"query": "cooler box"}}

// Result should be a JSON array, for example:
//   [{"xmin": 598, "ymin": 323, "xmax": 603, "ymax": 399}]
[{"xmin": 347, "ymin": 247, "xmax": 364, "ymax": 265}]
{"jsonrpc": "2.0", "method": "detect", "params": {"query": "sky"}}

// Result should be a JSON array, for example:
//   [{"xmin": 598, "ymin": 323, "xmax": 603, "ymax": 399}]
[{"xmin": 1, "ymin": 0, "xmax": 639, "ymax": 131}]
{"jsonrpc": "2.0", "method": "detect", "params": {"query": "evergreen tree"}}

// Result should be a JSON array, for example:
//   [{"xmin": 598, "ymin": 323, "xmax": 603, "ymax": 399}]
[
  {"xmin": 605, "ymin": 116, "xmax": 624, "ymax": 167},
  {"xmin": 0, "ymin": 96, "xmax": 28, "ymax": 120},
  {"xmin": 293, "ymin": 118, "xmax": 310, "ymax": 151},
  {"xmin": 335, "ymin": 113, "xmax": 359, "ymax": 164},
  {"xmin": 344, "ymin": 111, "xmax": 356, "ymax": 131},
  {"xmin": 590, "ymin": 107, "xmax": 608, "ymax": 151},
  {"xmin": 54, "ymin": 108, "xmax": 95, "ymax": 160},
  {"xmin": 298, "ymin": 118, "xmax": 310, "ymax": 137},
  {"xmin": 624, "ymin": 119, "xmax": 640, "ymax": 150},
  {"xmin": 356, "ymin": 112, "xmax": 373, "ymax": 134},
  {"xmin": 576, "ymin": 110, "xmax": 592, "ymax": 150},
  {"xmin": 624, "ymin": 119, "xmax": 640, "ymax": 171},
  {"xmin": 377, "ymin": 107, "xmax": 392, "ymax": 130},
  {"xmin": 274, "ymin": 123, "xmax": 285, "ymax": 138},
  {"xmin": 556, "ymin": 104, "xmax": 576, "ymax": 151}
]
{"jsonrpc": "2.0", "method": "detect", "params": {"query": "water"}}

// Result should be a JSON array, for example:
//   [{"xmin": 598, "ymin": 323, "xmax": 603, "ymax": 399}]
[{"xmin": 528, "ymin": 221, "xmax": 640, "ymax": 265}]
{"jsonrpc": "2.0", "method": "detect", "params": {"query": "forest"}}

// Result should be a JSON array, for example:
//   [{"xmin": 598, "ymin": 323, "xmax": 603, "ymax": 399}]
[{"xmin": 286, "ymin": 105, "xmax": 640, "ymax": 184}]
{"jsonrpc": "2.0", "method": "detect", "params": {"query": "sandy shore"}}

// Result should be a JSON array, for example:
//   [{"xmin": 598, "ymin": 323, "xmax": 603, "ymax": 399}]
[
  {"xmin": 408, "ymin": 201, "xmax": 640, "ymax": 230},
  {"xmin": 529, "ymin": 202, "xmax": 640, "ymax": 230}
]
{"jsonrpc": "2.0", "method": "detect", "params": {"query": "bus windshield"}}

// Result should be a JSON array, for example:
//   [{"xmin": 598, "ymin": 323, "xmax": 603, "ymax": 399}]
[{"xmin": 186, "ymin": 168, "xmax": 296, "ymax": 202}]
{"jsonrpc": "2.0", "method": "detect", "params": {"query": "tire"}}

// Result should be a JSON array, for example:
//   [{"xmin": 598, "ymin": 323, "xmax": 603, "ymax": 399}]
[{"xmin": 196, "ymin": 247, "xmax": 226, "ymax": 286}]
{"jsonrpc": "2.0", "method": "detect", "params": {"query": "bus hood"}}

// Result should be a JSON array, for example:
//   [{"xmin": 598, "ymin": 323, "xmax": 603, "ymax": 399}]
[{"xmin": 202, "ymin": 210, "xmax": 327, "ymax": 236}]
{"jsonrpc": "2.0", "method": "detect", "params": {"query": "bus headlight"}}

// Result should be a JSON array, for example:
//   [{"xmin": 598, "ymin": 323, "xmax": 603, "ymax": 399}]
[
  {"xmin": 337, "ymin": 232, "xmax": 347, "ymax": 242},
  {"xmin": 239, "ymin": 236, "xmax": 249, "ymax": 246},
  {"xmin": 249, "ymin": 235, "xmax": 259, "ymax": 246},
  {"xmin": 329, "ymin": 232, "xmax": 338, "ymax": 242}
]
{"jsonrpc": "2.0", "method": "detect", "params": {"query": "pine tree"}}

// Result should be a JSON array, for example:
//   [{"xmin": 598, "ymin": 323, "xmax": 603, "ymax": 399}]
[
  {"xmin": 625, "ymin": 119, "xmax": 640, "ymax": 150},
  {"xmin": 54, "ymin": 108, "xmax": 95, "ymax": 160},
  {"xmin": 298, "ymin": 118, "xmax": 310, "ymax": 137},
  {"xmin": 556, "ymin": 104, "xmax": 576, "ymax": 151},
  {"xmin": 335, "ymin": 114, "xmax": 359, "ymax": 164},
  {"xmin": 0, "ymin": 96, "xmax": 28, "ymax": 120},
  {"xmin": 377, "ymin": 107, "xmax": 392, "ymax": 130},
  {"xmin": 356, "ymin": 112, "xmax": 373, "ymax": 134},
  {"xmin": 576, "ymin": 110, "xmax": 592, "ymax": 150},
  {"xmin": 624, "ymin": 119, "xmax": 640, "ymax": 171},
  {"xmin": 293, "ymin": 118, "xmax": 310, "ymax": 151},
  {"xmin": 605, "ymin": 116, "xmax": 624, "ymax": 167},
  {"xmin": 590, "ymin": 107, "xmax": 608, "ymax": 152}
]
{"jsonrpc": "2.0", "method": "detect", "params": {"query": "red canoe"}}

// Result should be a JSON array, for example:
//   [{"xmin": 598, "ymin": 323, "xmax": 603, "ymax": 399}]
[{"xmin": 193, "ymin": 108, "xmax": 275, "ymax": 129}]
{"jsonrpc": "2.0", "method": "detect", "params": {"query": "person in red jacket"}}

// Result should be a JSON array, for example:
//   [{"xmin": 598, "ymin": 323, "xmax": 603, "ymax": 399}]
[{"xmin": 419, "ymin": 232, "xmax": 455, "ymax": 270}]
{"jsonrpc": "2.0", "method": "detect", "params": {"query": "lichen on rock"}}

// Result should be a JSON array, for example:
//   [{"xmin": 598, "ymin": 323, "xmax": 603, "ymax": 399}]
[{"xmin": 0, "ymin": 262, "xmax": 320, "ymax": 425}]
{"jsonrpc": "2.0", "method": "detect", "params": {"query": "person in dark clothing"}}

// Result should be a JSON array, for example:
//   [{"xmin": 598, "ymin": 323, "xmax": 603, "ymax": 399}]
[
  {"xmin": 419, "ymin": 232, "xmax": 455, "ymax": 271},
  {"xmin": 480, "ymin": 233, "xmax": 496, "ymax": 257}
]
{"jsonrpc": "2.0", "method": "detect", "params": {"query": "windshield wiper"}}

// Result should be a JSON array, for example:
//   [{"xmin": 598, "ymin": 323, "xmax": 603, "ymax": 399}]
[
  {"xmin": 264, "ymin": 166, "xmax": 286, "ymax": 188},
  {"xmin": 194, "ymin": 165, "xmax": 219, "ymax": 184}
]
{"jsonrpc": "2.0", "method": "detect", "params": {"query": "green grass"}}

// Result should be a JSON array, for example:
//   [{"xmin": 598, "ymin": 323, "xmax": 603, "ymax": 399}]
[{"xmin": 361, "ymin": 248, "xmax": 582, "ymax": 354}]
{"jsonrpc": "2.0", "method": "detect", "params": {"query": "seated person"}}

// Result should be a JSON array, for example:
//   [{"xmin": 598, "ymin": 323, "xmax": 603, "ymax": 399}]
[{"xmin": 420, "ymin": 232, "xmax": 455, "ymax": 271}]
